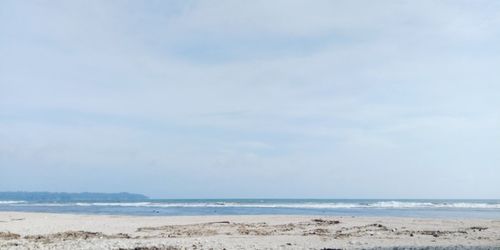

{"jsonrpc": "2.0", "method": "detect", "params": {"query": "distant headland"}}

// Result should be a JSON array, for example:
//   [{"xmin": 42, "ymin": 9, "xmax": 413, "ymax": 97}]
[{"xmin": 0, "ymin": 192, "xmax": 149, "ymax": 202}]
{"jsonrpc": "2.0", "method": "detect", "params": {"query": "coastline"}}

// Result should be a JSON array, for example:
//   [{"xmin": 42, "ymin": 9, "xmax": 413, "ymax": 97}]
[{"xmin": 1, "ymin": 212, "xmax": 499, "ymax": 249}]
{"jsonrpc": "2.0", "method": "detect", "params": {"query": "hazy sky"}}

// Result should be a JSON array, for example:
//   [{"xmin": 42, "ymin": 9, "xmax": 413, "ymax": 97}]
[{"xmin": 1, "ymin": 0, "xmax": 499, "ymax": 198}]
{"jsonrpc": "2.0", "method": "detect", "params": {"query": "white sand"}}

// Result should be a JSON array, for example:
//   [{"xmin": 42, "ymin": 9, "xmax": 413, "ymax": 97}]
[{"xmin": 1, "ymin": 212, "xmax": 500, "ymax": 249}]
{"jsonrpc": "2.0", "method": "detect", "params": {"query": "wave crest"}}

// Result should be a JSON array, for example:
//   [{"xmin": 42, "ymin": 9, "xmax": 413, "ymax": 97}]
[{"xmin": 2, "ymin": 201, "xmax": 500, "ymax": 209}]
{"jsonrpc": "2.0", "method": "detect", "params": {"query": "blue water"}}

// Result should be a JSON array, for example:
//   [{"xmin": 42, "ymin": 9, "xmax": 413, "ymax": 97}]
[{"xmin": 1, "ymin": 199, "xmax": 500, "ymax": 219}]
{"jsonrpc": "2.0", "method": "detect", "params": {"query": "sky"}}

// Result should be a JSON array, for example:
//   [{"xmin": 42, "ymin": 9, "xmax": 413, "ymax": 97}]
[{"xmin": 0, "ymin": 0, "xmax": 499, "ymax": 199}]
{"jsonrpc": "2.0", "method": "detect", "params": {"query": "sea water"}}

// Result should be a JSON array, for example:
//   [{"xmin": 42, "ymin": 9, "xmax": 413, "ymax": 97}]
[{"xmin": 1, "ymin": 199, "xmax": 500, "ymax": 218}]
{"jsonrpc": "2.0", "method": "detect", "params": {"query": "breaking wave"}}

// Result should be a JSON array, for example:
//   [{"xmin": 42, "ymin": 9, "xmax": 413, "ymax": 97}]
[
  {"xmin": 0, "ymin": 201, "xmax": 26, "ymax": 204},
  {"xmin": 3, "ymin": 201, "xmax": 500, "ymax": 209}
]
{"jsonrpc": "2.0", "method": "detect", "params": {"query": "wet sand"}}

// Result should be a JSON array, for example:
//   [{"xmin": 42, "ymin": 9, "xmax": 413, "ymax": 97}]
[{"xmin": 1, "ymin": 212, "xmax": 499, "ymax": 249}]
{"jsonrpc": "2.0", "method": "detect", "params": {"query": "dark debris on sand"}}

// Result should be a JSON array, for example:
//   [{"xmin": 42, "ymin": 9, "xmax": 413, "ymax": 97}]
[
  {"xmin": 312, "ymin": 219, "xmax": 341, "ymax": 225},
  {"xmin": 0, "ymin": 232, "xmax": 21, "ymax": 240},
  {"xmin": 364, "ymin": 247, "xmax": 500, "ymax": 250},
  {"xmin": 24, "ymin": 230, "xmax": 132, "ymax": 243},
  {"xmin": 118, "ymin": 247, "xmax": 180, "ymax": 250}
]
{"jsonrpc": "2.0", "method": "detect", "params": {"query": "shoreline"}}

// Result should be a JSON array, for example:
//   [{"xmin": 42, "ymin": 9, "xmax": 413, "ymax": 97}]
[{"xmin": 1, "ymin": 212, "xmax": 500, "ymax": 249}]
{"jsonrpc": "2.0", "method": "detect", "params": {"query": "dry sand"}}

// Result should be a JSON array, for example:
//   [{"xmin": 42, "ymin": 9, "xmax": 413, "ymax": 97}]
[{"xmin": 1, "ymin": 212, "xmax": 500, "ymax": 249}]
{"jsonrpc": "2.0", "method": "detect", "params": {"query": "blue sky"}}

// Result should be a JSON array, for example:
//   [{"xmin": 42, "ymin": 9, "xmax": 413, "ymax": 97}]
[{"xmin": 1, "ymin": 0, "xmax": 499, "ymax": 198}]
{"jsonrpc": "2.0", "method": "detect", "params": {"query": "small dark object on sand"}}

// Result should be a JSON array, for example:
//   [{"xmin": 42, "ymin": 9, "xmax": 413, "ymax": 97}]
[
  {"xmin": 118, "ymin": 247, "xmax": 180, "ymax": 250},
  {"xmin": 312, "ymin": 219, "xmax": 340, "ymax": 225},
  {"xmin": 469, "ymin": 226, "xmax": 488, "ymax": 231}
]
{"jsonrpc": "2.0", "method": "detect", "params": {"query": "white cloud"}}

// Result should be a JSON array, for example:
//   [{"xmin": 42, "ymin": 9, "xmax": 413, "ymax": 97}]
[{"xmin": 1, "ymin": 0, "xmax": 499, "ymax": 197}]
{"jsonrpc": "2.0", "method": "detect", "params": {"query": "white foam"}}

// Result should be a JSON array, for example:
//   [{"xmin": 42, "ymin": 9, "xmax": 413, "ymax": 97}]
[
  {"xmin": 0, "ymin": 201, "xmax": 26, "ymax": 204},
  {"xmin": 69, "ymin": 201, "xmax": 500, "ymax": 209},
  {"xmin": 3, "ymin": 201, "xmax": 500, "ymax": 209},
  {"xmin": 75, "ymin": 202, "xmax": 153, "ymax": 207}
]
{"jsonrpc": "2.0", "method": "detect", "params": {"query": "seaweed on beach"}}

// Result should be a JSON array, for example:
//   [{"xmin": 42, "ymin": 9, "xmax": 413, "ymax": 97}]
[
  {"xmin": 394, "ymin": 226, "xmax": 489, "ymax": 238},
  {"xmin": 118, "ymin": 247, "xmax": 180, "ymax": 250},
  {"xmin": 312, "ymin": 219, "xmax": 341, "ymax": 225},
  {"xmin": 24, "ymin": 231, "xmax": 132, "ymax": 243},
  {"xmin": 0, "ymin": 232, "xmax": 21, "ymax": 240}
]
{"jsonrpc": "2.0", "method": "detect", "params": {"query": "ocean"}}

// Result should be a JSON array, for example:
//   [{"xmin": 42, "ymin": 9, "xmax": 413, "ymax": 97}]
[{"xmin": 1, "ymin": 199, "xmax": 500, "ymax": 219}]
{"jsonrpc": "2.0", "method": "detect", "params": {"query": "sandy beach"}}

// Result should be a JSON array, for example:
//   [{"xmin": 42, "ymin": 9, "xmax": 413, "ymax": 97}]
[{"xmin": 0, "ymin": 212, "xmax": 499, "ymax": 249}]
